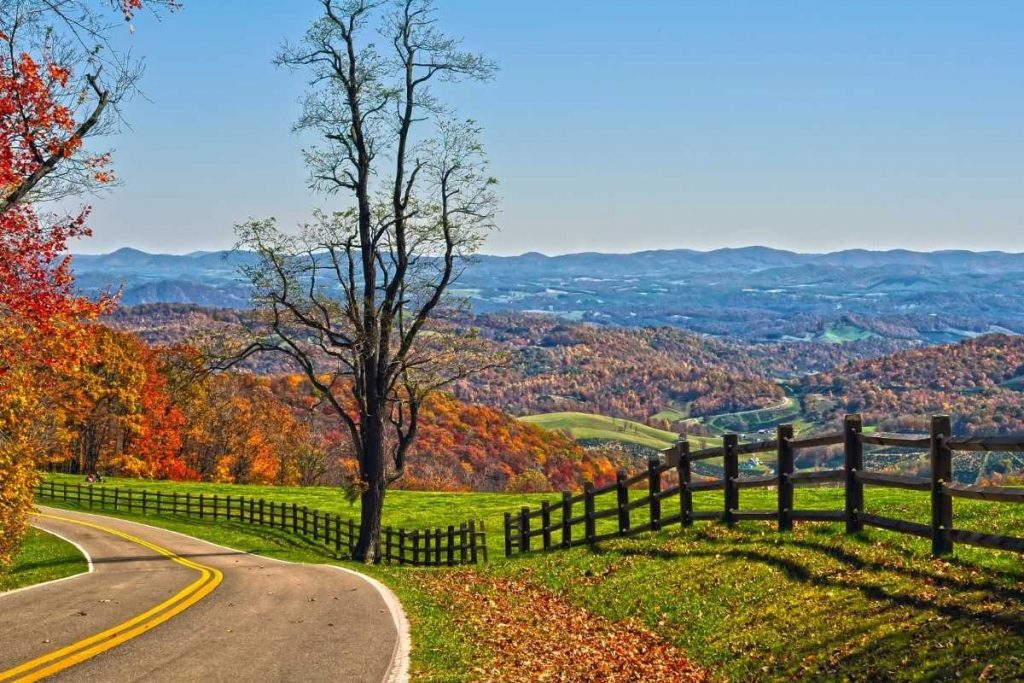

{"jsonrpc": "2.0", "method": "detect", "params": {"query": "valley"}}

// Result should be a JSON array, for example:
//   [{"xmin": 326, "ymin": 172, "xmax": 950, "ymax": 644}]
[
  {"xmin": 74, "ymin": 247, "xmax": 1024, "ymax": 344},
  {"xmin": 96, "ymin": 299, "xmax": 1024, "ymax": 486}
]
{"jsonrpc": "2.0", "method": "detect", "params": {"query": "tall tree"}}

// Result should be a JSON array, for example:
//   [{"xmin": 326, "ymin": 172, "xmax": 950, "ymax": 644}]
[
  {"xmin": 0, "ymin": 0, "xmax": 173, "ymax": 565},
  {"xmin": 232, "ymin": 0, "xmax": 497, "ymax": 562}
]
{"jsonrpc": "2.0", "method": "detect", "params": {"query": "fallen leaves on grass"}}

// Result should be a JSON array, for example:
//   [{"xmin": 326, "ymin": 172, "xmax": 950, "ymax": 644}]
[{"xmin": 424, "ymin": 570, "xmax": 711, "ymax": 682}]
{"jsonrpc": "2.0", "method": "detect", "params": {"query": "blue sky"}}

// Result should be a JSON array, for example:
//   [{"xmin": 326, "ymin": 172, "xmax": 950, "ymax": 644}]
[{"xmin": 74, "ymin": 1, "xmax": 1024, "ymax": 255}]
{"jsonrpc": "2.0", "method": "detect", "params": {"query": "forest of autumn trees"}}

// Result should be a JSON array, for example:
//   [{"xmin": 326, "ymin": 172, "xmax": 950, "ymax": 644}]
[
  {"xmin": 801, "ymin": 334, "xmax": 1024, "ymax": 434},
  {"xmin": 35, "ymin": 325, "xmax": 630, "ymax": 493},
  {"xmin": 109, "ymin": 306, "xmax": 797, "ymax": 423},
  {"xmin": 0, "ymin": 0, "xmax": 179, "ymax": 564}
]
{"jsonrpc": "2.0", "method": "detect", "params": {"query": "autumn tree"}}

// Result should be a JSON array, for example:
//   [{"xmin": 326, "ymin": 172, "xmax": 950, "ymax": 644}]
[
  {"xmin": 0, "ymin": 0, "xmax": 173, "ymax": 565},
  {"xmin": 231, "ymin": 0, "xmax": 497, "ymax": 562}
]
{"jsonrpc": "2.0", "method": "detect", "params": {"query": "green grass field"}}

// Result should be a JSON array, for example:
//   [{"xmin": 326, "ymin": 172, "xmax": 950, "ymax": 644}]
[
  {"xmin": 1, "ymin": 527, "xmax": 88, "ymax": 593},
  {"xmin": 822, "ymin": 322, "xmax": 880, "ymax": 343},
  {"xmin": 40, "ymin": 473, "xmax": 544, "ymax": 559},
  {"xmin": 520, "ymin": 411, "xmax": 721, "ymax": 451},
  {"xmin": 34, "ymin": 475, "xmax": 1024, "ymax": 681}
]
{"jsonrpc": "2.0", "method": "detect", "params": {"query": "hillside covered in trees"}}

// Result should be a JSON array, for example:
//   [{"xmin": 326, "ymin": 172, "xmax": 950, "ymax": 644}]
[
  {"xmin": 38, "ymin": 325, "xmax": 629, "ymax": 493},
  {"xmin": 800, "ymin": 334, "xmax": 1024, "ymax": 434},
  {"xmin": 107, "ymin": 305, "xmax": 905, "ymax": 423}
]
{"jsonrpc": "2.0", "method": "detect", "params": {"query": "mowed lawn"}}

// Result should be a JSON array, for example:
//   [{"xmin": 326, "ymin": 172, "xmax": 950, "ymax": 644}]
[
  {"xmin": 36, "ymin": 475, "xmax": 1024, "ymax": 681},
  {"xmin": 41, "ymin": 473, "xmax": 546, "ymax": 559},
  {"xmin": 1, "ymin": 527, "xmax": 89, "ymax": 593}
]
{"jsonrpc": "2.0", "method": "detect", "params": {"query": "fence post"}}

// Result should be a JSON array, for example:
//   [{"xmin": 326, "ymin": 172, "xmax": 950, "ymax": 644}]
[
  {"xmin": 113, "ymin": 488, "xmax": 119, "ymax": 511},
  {"xmin": 199, "ymin": 493, "xmax": 205, "ymax": 520},
  {"xmin": 676, "ymin": 440, "xmax": 692, "ymax": 528},
  {"xmin": 723, "ymin": 434, "xmax": 739, "ymax": 527},
  {"xmin": 302, "ymin": 506, "xmax": 308, "ymax": 534},
  {"xmin": 399, "ymin": 529, "xmax": 408, "ymax": 565},
  {"xmin": 541, "ymin": 501, "xmax": 552, "ymax": 551},
  {"xmin": 470, "ymin": 520, "xmax": 480, "ymax": 564},
  {"xmin": 386, "ymin": 526, "xmax": 394, "ymax": 563},
  {"xmin": 930, "ymin": 415, "xmax": 954, "ymax": 557},
  {"xmin": 313, "ymin": 511, "xmax": 319, "ymax": 541},
  {"xmin": 648, "ymin": 457, "xmax": 662, "ymax": 531},
  {"xmin": 412, "ymin": 531, "xmax": 420, "ymax": 566},
  {"xmin": 335, "ymin": 516, "xmax": 341, "ymax": 554},
  {"xmin": 142, "ymin": 490, "xmax": 148, "ymax": 513},
  {"xmin": 584, "ymin": 482, "xmax": 596, "ymax": 543},
  {"xmin": 777, "ymin": 424, "xmax": 795, "ymax": 532},
  {"xmin": 844, "ymin": 414, "xmax": 864, "ymax": 534},
  {"xmin": 459, "ymin": 523, "xmax": 468, "ymax": 564},
  {"xmin": 519, "ymin": 506, "xmax": 531, "ymax": 553},
  {"xmin": 447, "ymin": 527, "xmax": 455, "ymax": 566},
  {"xmin": 616, "ymin": 470, "xmax": 630, "ymax": 534},
  {"xmin": 479, "ymin": 520, "xmax": 488, "ymax": 563},
  {"xmin": 561, "ymin": 491, "xmax": 572, "ymax": 548},
  {"xmin": 503, "ymin": 512, "xmax": 513, "ymax": 557}
]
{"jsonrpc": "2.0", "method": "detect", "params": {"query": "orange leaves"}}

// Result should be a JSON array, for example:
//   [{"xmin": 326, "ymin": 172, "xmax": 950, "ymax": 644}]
[
  {"xmin": 0, "ymin": 32, "xmax": 115, "ymax": 332},
  {"xmin": 397, "ymin": 392, "xmax": 629, "ymax": 492},
  {"xmin": 0, "ymin": 46, "xmax": 81, "ymax": 189},
  {"xmin": 424, "ymin": 570, "xmax": 711, "ymax": 683}
]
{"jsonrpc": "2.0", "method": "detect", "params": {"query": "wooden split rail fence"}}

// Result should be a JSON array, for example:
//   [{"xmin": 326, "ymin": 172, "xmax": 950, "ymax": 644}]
[
  {"xmin": 504, "ymin": 414, "xmax": 1024, "ymax": 559},
  {"xmin": 34, "ymin": 481, "xmax": 487, "ymax": 567}
]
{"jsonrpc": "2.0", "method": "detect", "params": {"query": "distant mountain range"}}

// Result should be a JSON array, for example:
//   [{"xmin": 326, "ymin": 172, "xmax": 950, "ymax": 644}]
[{"xmin": 73, "ymin": 246, "xmax": 1024, "ymax": 343}]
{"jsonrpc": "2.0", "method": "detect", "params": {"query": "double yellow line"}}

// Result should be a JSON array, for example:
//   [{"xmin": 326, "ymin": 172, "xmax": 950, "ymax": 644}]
[{"xmin": 0, "ymin": 514, "xmax": 223, "ymax": 683}]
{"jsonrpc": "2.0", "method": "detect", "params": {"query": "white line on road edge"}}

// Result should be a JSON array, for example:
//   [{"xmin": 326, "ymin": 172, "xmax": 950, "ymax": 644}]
[
  {"xmin": 33, "ymin": 506, "xmax": 412, "ymax": 683},
  {"xmin": 330, "ymin": 565, "xmax": 411, "ymax": 683},
  {"xmin": 0, "ymin": 521, "xmax": 95, "ymax": 599}
]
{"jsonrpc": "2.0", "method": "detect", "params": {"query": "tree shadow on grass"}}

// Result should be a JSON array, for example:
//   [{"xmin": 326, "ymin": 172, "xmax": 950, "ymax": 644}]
[
  {"xmin": 583, "ymin": 532, "xmax": 1024, "ymax": 680},
  {"xmin": 170, "ymin": 517, "xmax": 350, "ymax": 562},
  {"xmin": 7, "ymin": 557, "xmax": 84, "ymax": 573},
  {"xmin": 590, "ymin": 540, "xmax": 1024, "ymax": 634}
]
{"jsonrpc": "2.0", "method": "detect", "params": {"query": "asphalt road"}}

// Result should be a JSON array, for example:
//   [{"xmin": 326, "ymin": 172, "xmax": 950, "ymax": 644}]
[{"xmin": 0, "ymin": 507, "xmax": 404, "ymax": 682}]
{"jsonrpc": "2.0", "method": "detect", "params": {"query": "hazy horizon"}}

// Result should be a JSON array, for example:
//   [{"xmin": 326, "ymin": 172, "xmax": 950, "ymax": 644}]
[{"xmin": 72, "ymin": 243, "xmax": 1024, "ymax": 259}]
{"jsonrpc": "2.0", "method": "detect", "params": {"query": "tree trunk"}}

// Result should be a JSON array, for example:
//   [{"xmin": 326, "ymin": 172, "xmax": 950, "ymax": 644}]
[
  {"xmin": 353, "ymin": 411, "xmax": 387, "ymax": 563},
  {"xmin": 354, "ymin": 473, "xmax": 386, "ymax": 563}
]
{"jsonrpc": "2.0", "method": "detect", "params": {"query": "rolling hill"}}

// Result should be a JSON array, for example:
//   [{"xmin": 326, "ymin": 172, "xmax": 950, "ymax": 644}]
[{"xmin": 520, "ymin": 412, "xmax": 709, "ymax": 450}]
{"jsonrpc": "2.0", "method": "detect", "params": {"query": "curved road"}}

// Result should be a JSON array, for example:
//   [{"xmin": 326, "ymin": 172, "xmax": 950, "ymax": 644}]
[{"xmin": 0, "ymin": 507, "xmax": 406, "ymax": 682}]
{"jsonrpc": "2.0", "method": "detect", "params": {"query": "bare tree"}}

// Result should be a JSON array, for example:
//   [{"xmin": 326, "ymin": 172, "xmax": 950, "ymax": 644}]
[{"xmin": 230, "ymin": 0, "xmax": 497, "ymax": 562}]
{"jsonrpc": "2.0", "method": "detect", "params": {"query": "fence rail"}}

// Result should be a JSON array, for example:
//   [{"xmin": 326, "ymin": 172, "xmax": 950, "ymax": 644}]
[
  {"xmin": 504, "ymin": 414, "xmax": 1024, "ymax": 560},
  {"xmin": 34, "ymin": 481, "xmax": 486, "ymax": 567}
]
